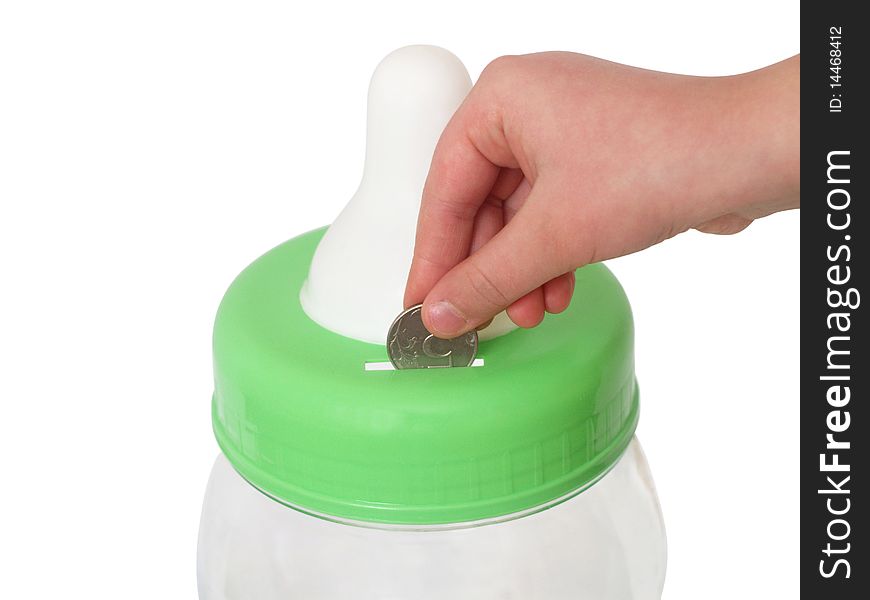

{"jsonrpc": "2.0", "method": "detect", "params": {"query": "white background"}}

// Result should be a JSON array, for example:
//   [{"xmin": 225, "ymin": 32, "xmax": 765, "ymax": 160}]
[{"xmin": 0, "ymin": 1, "xmax": 799, "ymax": 598}]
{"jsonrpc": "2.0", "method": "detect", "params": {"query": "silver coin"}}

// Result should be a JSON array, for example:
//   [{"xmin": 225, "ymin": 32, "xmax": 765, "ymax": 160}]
[{"xmin": 387, "ymin": 304, "xmax": 478, "ymax": 369}]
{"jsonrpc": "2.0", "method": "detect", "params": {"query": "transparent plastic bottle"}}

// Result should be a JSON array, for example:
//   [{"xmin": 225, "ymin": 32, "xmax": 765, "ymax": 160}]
[{"xmin": 198, "ymin": 438, "xmax": 665, "ymax": 600}]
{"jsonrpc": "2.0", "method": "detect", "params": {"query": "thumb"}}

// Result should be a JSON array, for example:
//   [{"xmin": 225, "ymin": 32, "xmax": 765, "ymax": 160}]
[{"xmin": 420, "ymin": 188, "xmax": 568, "ymax": 337}]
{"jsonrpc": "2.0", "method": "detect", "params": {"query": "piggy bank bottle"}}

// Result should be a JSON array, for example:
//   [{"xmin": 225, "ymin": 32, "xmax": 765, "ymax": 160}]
[{"xmin": 197, "ymin": 46, "xmax": 667, "ymax": 600}]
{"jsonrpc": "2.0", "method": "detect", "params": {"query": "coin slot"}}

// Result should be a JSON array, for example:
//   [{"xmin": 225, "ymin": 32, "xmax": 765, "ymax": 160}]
[{"xmin": 364, "ymin": 358, "xmax": 485, "ymax": 372}]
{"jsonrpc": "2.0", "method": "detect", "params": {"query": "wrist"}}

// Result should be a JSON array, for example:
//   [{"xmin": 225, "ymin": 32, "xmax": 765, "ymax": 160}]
[{"xmin": 722, "ymin": 56, "xmax": 800, "ymax": 219}]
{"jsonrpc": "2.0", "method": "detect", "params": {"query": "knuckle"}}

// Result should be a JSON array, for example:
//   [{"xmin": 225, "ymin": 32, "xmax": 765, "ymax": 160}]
[
  {"xmin": 463, "ymin": 260, "xmax": 511, "ymax": 310},
  {"xmin": 481, "ymin": 55, "xmax": 520, "ymax": 81}
]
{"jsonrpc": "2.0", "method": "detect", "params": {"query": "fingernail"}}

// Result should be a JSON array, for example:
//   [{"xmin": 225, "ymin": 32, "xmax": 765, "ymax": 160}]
[{"xmin": 427, "ymin": 301, "xmax": 468, "ymax": 337}]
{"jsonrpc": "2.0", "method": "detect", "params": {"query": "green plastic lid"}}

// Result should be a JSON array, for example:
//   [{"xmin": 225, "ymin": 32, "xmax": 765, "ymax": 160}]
[{"xmin": 212, "ymin": 228, "xmax": 638, "ymax": 525}]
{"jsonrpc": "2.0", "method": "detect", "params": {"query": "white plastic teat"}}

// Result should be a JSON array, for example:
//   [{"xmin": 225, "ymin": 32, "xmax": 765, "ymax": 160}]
[{"xmin": 300, "ymin": 45, "xmax": 516, "ymax": 345}]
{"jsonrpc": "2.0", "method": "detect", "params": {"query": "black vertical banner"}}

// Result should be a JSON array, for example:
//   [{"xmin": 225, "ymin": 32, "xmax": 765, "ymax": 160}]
[{"xmin": 802, "ymin": 4, "xmax": 868, "ymax": 598}]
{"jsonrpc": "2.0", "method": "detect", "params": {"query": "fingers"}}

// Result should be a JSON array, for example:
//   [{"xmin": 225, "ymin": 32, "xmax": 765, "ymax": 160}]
[
  {"xmin": 543, "ymin": 272, "xmax": 575, "ymax": 314},
  {"xmin": 506, "ymin": 288, "xmax": 546, "ymax": 328},
  {"xmin": 403, "ymin": 99, "xmax": 507, "ymax": 308},
  {"xmin": 503, "ymin": 177, "xmax": 531, "ymax": 225},
  {"xmin": 420, "ymin": 184, "xmax": 567, "ymax": 337},
  {"xmin": 469, "ymin": 169, "xmax": 522, "ymax": 254},
  {"xmin": 500, "ymin": 272, "xmax": 572, "ymax": 333},
  {"xmin": 469, "ymin": 194, "xmax": 503, "ymax": 255}
]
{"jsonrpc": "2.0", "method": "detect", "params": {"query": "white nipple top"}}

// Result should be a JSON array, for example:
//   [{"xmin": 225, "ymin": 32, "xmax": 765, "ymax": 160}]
[{"xmin": 300, "ymin": 45, "xmax": 516, "ymax": 345}]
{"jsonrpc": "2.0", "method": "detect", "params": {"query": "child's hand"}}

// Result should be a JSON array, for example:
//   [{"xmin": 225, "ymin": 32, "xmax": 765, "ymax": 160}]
[{"xmin": 404, "ymin": 52, "xmax": 799, "ymax": 337}]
